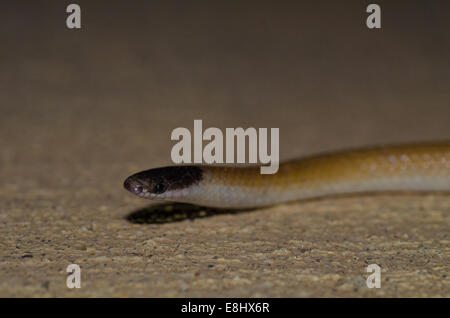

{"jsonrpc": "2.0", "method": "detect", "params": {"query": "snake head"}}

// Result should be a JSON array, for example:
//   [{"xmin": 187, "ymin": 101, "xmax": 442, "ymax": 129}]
[{"xmin": 123, "ymin": 166, "xmax": 203, "ymax": 200}]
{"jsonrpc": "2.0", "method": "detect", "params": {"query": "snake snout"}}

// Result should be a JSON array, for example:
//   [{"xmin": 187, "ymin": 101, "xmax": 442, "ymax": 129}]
[{"xmin": 124, "ymin": 177, "xmax": 144, "ymax": 195}]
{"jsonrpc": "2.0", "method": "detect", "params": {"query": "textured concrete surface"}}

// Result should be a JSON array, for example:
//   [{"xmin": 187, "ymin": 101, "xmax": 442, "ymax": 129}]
[{"xmin": 0, "ymin": 1, "xmax": 449, "ymax": 297}]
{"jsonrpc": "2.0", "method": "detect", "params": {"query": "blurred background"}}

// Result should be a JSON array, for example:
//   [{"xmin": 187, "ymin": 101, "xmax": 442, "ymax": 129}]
[
  {"xmin": 0, "ymin": 1, "xmax": 449, "ymax": 297},
  {"xmin": 1, "ymin": 1, "xmax": 449, "ymax": 171}
]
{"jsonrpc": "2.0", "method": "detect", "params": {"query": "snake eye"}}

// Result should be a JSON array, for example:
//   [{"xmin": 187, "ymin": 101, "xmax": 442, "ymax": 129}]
[{"xmin": 153, "ymin": 183, "xmax": 166, "ymax": 194}]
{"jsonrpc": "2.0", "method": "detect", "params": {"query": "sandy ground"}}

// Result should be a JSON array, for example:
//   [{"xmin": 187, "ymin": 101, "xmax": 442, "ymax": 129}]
[{"xmin": 0, "ymin": 1, "xmax": 449, "ymax": 297}]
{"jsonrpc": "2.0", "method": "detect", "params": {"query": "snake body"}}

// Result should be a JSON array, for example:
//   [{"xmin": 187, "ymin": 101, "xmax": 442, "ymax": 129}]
[{"xmin": 124, "ymin": 141, "xmax": 450, "ymax": 208}]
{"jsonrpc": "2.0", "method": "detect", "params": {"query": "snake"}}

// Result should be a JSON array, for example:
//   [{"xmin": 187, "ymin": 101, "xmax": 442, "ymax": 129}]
[{"xmin": 124, "ymin": 141, "xmax": 450, "ymax": 208}]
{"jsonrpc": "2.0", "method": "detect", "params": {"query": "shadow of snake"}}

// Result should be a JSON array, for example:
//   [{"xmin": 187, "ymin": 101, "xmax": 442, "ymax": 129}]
[
  {"xmin": 125, "ymin": 203, "xmax": 257, "ymax": 224},
  {"xmin": 125, "ymin": 191, "xmax": 450, "ymax": 224}
]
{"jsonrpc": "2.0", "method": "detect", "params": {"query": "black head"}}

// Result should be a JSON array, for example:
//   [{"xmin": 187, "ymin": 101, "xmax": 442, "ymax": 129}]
[{"xmin": 123, "ymin": 166, "xmax": 203, "ymax": 199}]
